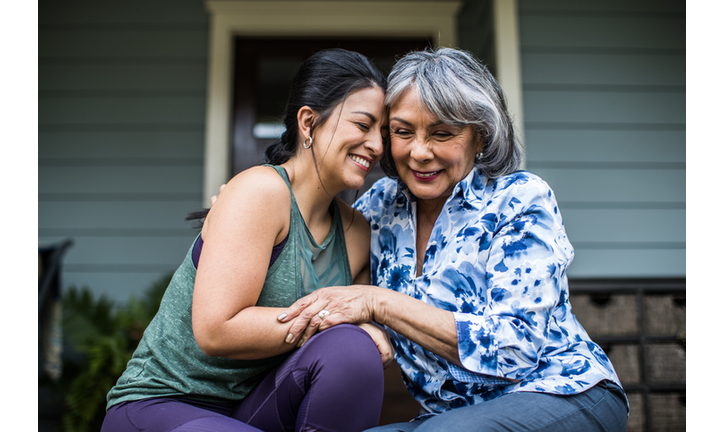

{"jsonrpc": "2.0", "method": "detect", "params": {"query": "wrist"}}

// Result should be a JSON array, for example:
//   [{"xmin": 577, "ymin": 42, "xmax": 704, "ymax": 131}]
[{"xmin": 370, "ymin": 286, "xmax": 390, "ymax": 326}]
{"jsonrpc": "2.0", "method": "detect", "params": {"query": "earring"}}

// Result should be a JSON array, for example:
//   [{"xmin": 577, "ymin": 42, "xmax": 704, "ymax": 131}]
[
  {"xmin": 303, "ymin": 136, "xmax": 313, "ymax": 149},
  {"xmin": 475, "ymin": 151, "xmax": 483, "ymax": 162}
]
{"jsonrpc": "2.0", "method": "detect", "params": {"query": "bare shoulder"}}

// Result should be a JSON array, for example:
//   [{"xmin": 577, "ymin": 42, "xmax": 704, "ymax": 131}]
[
  {"xmin": 202, "ymin": 166, "xmax": 291, "ymax": 238},
  {"xmin": 226, "ymin": 165, "xmax": 289, "ymax": 198}
]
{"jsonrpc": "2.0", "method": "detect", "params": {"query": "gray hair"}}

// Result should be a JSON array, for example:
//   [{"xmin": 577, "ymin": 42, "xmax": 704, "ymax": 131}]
[{"xmin": 381, "ymin": 47, "xmax": 522, "ymax": 179}]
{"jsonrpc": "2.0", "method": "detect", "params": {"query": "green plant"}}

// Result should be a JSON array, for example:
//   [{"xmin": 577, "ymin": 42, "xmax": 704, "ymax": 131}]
[{"xmin": 59, "ymin": 274, "xmax": 171, "ymax": 432}]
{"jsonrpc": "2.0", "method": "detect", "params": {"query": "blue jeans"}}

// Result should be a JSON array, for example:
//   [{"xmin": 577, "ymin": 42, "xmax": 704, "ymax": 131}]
[
  {"xmin": 101, "ymin": 324, "xmax": 384, "ymax": 432},
  {"xmin": 368, "ymin": 380, "xmax": 627, "ymax": 432}
]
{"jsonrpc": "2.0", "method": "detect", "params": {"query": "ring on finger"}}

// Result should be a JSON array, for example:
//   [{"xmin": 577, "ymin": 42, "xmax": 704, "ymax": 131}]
[{"xmin": 318, "ymin": 309, "xmax": 330, "ymax": 320}]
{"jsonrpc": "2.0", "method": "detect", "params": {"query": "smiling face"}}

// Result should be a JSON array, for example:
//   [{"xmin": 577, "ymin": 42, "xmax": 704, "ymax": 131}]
[
  {"xmin": 389, "ymin": 88, "xmax": 481, "ymax": 210},
  {"xmin": 313, "ymin": 85, "xmax": 388, "ymax": 192}
]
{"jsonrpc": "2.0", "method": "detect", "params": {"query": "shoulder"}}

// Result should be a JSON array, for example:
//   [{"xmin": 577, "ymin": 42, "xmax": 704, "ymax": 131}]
[
  {"xmin": 217, "ymin": 166, "xmax": 291, "ymax": 209},
  {"xmin": 486, "ymin": 171, "xmax": 558, "ymax": 208},
  {"xmin": 227, "ymin": 165, "xmax": 289, "ymax": 195},
  {"xmin": 490, "ymin": 171, "xmax": 551, "ymax": 194},
  {"xmin": 202, "ymin": 166, "xmax": 291, "ymax": 235}
]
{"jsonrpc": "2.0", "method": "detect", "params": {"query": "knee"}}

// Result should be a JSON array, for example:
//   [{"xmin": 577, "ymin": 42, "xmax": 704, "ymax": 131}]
[{"xmin": 310, "ymin": 324, "xmax": 383, "ymax": 371}]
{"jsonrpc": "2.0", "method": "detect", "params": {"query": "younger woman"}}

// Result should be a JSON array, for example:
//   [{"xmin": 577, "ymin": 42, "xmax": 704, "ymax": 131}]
[{"xmin": 101, "ymin": 48, "xmax": 392, "ymax": 432}]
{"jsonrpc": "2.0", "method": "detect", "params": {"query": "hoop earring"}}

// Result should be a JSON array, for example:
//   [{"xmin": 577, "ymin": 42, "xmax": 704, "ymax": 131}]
[{"xmin": 303, "ymin": 136, "xmax": 313, "ymax": 149}]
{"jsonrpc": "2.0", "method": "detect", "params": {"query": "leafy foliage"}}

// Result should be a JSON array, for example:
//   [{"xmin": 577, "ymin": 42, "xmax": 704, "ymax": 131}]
[{"xmin": 59, "ymin": 274, "xmax": 171, "ymax": 432}]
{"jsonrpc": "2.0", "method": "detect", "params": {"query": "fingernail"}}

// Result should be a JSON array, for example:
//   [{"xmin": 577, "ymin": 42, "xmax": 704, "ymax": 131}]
[
  {"xmin": 278, "ymin": 313, "xmax": 287, "ymax": 322},
  {"xmin": 285, "ymin": 333, "xmax": 294, "ymax": 344}
]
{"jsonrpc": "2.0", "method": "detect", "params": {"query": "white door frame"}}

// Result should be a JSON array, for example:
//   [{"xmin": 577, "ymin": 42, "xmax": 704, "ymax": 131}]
[{"xmin": 202, "ymin": 0, "xmax": 522, "ymax": 203}]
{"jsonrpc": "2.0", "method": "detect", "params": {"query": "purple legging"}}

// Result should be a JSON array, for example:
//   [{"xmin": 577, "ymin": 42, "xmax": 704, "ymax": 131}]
[{"xmin": 101, "ymin": 324, "xmax": 384, "ymax": 432}]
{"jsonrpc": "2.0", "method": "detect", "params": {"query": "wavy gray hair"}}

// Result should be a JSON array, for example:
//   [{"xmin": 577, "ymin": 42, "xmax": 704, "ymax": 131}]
[{"xmin": 381, "ymin": 47, "xmax": 522, "ymax": 179}]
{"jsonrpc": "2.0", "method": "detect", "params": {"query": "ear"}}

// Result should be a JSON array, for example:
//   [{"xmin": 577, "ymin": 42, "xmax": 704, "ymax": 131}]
[{"xmin": 297, "ymin": 106, "xmax": 316, "ymax": 140}]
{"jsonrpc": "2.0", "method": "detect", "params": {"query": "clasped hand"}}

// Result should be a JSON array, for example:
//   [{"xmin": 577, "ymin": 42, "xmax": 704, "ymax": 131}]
[{"xmin": 277, "ymin": 285, "xmax": 394, "ymax": 367}]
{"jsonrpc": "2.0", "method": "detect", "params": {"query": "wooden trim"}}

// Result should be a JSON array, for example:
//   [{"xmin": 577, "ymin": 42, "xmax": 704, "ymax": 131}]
[
  {"xmin": 203, "ymin": 0, "xmax": 463, "ymax": 204},
  {"xmin": 492, "ymin": 0, "xmax": 526, "ymax": 167}
]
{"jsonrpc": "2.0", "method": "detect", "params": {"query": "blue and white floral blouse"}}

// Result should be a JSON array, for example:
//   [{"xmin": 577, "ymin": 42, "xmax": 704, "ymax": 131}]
[{"xmin": 354, "ymin": 167, "xmax": 625, "ymax": 414}]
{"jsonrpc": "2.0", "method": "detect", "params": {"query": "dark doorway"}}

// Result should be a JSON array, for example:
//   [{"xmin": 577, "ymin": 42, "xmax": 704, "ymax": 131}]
[{"xmin": 230, "ymin": 37, "xmax": 432, "ymax": 200}]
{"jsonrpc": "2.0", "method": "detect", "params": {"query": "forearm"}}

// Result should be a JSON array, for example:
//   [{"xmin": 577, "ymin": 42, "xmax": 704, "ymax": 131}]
[
  {"xmin": 195, "ymin": 306, "xmax": 298, "ymax": 360},
  {"xmin": 372, "ymin": 287, "xmax": 461, "ymax": 366}
]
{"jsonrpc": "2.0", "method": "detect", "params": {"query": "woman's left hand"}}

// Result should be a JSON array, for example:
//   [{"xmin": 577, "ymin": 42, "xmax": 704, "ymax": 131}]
[
  {"xmin": 358, "ymin": 322, "xmax": 395, "ymax": 368},
  {"xmin": 277, "ymin": 285, "xmax": 379, "ymax": 347}
]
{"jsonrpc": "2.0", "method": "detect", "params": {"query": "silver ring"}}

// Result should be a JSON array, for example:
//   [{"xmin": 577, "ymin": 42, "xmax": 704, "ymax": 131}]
[{"xmin": 318, "ymin": 309, "xmax": 330, "ymax": 320}]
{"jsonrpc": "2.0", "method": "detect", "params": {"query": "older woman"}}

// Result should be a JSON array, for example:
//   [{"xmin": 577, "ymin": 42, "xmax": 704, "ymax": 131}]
[{"xmin": 279, "ymin": 47, "xmax": 628, "ymax": 431}]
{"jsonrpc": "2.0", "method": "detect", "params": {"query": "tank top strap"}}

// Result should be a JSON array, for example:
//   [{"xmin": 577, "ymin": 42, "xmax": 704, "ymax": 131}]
[
  {"xmin": 263, "ymin": 164, "xmax": 352, "ymax": 294},
  {"xmin": 264, "ymin": 164, "xmax": 298, "ymax": 210}
]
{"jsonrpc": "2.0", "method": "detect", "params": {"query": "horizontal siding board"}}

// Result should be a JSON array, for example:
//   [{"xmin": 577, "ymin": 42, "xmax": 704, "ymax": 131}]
[
  {"xmin": 525, "ymin": 130, "xmax": 684, "ymax": 164},
  {"xmin": 38, "ymin": 235, "xmax": 197, "ymax": 267},
  {"xmin": 523, "ymin": 90, "xmax": 684, "ymax": 125},
  {"xmin": 39, "ymin": 131, "xmax": 203, "ymax": 159},
  {"xmin": 521, "ymin": 53, "xmax": 685, "ymax": 87},
  {"xmin": 518, "ymin": 0, "xmax": 684, "ymax": 14},
  {"xmin": 562, "ymin": 209, "xmax": 684, "ymax": 243},
  {"xmin": 519, "ymin": 15, "xmax": 684, "ymax": 50},
  {"xmin": 39, "ymin": 0, "xmax": 208, "ymax": 25},
  {"xmin": 566, "ymin": 249, "xmax": 685, "ymax": 278},
  {"xmin": 38, "ymin": 96, "xmax": 205, "ymax": 126},
  {"xmin": 529, "ymin": 168, "xmax": 685, "ymax": 204},
  {"xmin": 38, "ymin": 29, "xmax": 208, "ymax": 60},
  {"xmin": 38, "ymin": 166, "xmax": 203, "ymax": 194},
  {"xmin": 38, "ymin": 200, "xmax": 202, "ymax": 230},
  {"xmin": 39, "ymin": 63, "xmax": 207, "ymax": 92}
]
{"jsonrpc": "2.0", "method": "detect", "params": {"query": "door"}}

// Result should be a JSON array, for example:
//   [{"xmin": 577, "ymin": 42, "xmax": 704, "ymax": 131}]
[{"xmin": 230, "ymin": 37, "xmax": 431, "ymax": 200}]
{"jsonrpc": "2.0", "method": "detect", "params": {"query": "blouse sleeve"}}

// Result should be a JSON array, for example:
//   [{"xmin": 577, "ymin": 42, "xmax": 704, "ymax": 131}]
[{"xmin": 452, "ymin": 176, "xmax": 574, "ymax": 383}]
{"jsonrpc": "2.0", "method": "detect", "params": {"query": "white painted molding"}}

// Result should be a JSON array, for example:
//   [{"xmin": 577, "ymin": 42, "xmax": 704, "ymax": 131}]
[
  {"xmin": 202, "ymin": 0, "xmax": 463, "ymax": 204},
  {"xmin": 493, "ymin": 0, "xmax": 525, "ymax": 167}
]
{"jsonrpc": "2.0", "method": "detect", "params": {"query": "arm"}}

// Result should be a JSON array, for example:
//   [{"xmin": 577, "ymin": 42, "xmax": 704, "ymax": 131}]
[{"xmin": 192, "ymin": 166, "xmax": 299, "ymax": 360}]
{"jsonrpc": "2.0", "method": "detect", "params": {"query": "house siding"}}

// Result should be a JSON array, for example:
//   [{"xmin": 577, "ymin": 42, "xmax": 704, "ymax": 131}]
[
  {"xmin": 38, "ymin": 0, "xmax": 209, "ymax": 303},
  {"xmin": 517, "ymin": 0, "xmax": 685, "ymax": 277},
  {"xmin": 38, "ymin": 0, "xmax": 686, "ymax": 303}
]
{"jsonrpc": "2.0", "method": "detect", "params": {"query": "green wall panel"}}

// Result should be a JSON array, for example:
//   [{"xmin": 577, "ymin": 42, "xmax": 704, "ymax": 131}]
[
  {"xmin": 529, "ymin": 168, "xmax": 685, "ymax": 204},
  {"xmin": 39, "ymin": 200, "xmax": 202, "ymax": 231},
  {"xmin": 519, "ymin": 1, "xmax": 685, "ymax": 277},
  {"xmin": 525, "ymin": 130, "xmax": 684, "ymax": 163},
  {"xmin": 524, "ymin": 91, "xmax": 684, "ymax": 125},
  {"xmin": 39, "ymin": 96, "xmax": 206, "ymax": 126},
  {"xmin": 561, "ymin": 209, "xmax": 684, "ymax": 244},
  {"xmin": 567, "ymin": 249, "xmax": 685, "ymax": 278},
  {"xmin": 38, "ymin": 130, "xmax": 204, "ymax": 159},
  {"xmin": 39, "ymin": 166, "xmax": 203, "ymax": 195}
]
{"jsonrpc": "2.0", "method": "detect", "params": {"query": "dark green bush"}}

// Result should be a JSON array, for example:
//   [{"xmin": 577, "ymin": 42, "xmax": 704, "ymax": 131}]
[{"xmin": 58, "ymin": 274, "xmax": 171, "ymax": 432}]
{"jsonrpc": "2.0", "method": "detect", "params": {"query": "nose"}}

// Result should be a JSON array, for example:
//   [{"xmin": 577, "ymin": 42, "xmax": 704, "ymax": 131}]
[
  {"xmin": 409, "ymin": 136, "xmax": 433, "ymax": 162},
  {"xmin": 366, "ymin": 130, "xmax": 385, "ymax": 159}
]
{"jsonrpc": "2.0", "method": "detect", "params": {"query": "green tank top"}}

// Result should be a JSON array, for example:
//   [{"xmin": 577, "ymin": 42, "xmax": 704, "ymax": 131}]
[{"xmin": 106, "ymin": 165, "xmax": 352, "ymax": 409}]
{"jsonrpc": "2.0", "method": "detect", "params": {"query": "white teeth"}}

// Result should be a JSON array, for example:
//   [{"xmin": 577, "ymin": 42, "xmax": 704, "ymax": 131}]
[
  {"xmin": 350, "ymin": 155, "xmax": 370, "ymax": 168},
  {"xmin": 417, "ymin": 171, "xmax": 438, "ymax": 178}
]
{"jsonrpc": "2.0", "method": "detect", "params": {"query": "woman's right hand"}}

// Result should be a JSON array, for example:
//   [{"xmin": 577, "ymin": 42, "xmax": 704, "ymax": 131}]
[{"xmin": 358, "ymin": 322, "xmax": 394, "ymax": 368}]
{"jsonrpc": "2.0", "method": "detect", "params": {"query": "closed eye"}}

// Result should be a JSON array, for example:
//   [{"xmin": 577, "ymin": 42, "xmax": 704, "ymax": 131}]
[{"xmin": 391, "ymin": 128, "xmax": 413, "ymax": 137}]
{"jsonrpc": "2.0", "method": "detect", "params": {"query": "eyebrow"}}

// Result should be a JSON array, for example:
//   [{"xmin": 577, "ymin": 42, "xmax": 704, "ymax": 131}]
[
  {"xmin": 390, "ymin": 117, "xmax": 445, "ymax": 128},
  {"xmin": 352, "ymin": 111, "xmax": 378, "ymax": 123}
]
